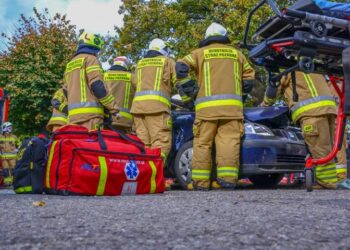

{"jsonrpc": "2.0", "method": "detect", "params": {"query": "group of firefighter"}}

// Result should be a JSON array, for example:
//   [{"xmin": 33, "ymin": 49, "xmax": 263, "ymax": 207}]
[{"xmin": 40, "ymin": 22, "xmax": 349, "ymax": 190}]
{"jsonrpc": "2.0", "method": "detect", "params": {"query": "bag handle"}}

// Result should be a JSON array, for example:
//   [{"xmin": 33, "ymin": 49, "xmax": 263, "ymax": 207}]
[{"xmin": 97, "ymin": 123, "xmax": 146, "ymax": 154}]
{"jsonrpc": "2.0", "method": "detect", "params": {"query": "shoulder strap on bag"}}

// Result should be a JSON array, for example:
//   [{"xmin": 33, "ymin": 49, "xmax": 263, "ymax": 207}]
[{"xmin": 97, "ymin": 123, "xmax": 146, "ymax": 154}]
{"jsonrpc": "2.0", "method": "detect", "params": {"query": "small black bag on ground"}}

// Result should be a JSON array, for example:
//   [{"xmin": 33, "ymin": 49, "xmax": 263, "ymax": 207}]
[{"xmin": 13, "ymin": 137, "xmax": 48, "ymax": 194}]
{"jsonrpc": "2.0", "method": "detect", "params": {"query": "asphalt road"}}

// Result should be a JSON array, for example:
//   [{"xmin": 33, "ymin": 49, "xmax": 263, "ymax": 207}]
[{"xmin": 0, "ymin": 188, "xmax": 350, "ymax": 250}]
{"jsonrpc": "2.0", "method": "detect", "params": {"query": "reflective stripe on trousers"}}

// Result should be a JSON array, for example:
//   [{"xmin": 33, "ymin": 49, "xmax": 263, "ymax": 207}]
[
  {"xmin": 133, "ymin": 90, "xmax": 171, "ymax": 107},
  {"xmin": 290, "ymin": 96, "xmax": 336, "ymax": 121},
  {"xmin": 192, "ymin": 169, "xmax": 211, "ymax": 180},
  {"xmin": 217, "ymin": 166, "xmax": 239, "ymax": 179},
  {"xmin": 195, "ymin": 94, "xmax": 243, "ymax": 111},
  {"xmin": 315, "ymin": 163, "xmax": 338, "ymax": 184}
]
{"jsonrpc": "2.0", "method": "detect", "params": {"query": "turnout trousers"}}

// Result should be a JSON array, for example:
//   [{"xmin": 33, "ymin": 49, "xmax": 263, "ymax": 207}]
[
  {"xmin": 300, "ymin": 114, "xmax": 338, "ymax": 188},
  {"xmin": 133, "ymin": 112, "xmax": 172, "ymax": 160},
  {"xmin": 192, "ymin": 118, "xmax": 244, "ymax": 189}
]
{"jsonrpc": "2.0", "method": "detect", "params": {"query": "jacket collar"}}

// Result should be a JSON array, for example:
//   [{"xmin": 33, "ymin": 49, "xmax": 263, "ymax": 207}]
[
  {"xmin": 109, "ymin": 65, "xmax": 129, "ymax": 72},
  {"xmin": 199, "ymin": 35, "xmax": 231, "ymax": 48},
  {"xmin": 74, "ymin": 45, "xmax": 100, "ymax": 57},
  {"xmin": 144, "ymin": 50, "xmax": 163, "ymax": 58}
]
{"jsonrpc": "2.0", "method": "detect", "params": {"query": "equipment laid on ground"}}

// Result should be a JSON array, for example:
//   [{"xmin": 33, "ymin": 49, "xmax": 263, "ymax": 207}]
[
  {"xmin": 13, "ymin": 136, "xmax": 48, "ymax": 194},
  {"xmin": 45, "ymin": 125, "xmax": 165, "ymax": 196},
  {"xmin": 243, "ymin": 0, "xmax": 350, "ymax": 191},
  {"xmin": 166, "ymin": 97, "xmax": 308, "ymax": 190}
]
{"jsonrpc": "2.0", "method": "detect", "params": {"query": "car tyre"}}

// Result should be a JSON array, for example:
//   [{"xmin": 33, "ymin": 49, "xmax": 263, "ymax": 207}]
[
  {"xmin": 174, "ymin": 141, "xmax": 193, "ymax": 190},
  {"xmin": 249, "ymin": 174, "xmax": 284, "ymax": 189},
  {"xmin": 305, "ymin": 169, "xmax": 313, "ymax": 192}
]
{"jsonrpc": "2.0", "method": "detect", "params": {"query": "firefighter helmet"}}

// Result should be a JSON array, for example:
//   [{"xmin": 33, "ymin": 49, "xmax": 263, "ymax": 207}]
[
  {"xmin": 78, "ymin": 32, "xmax": 104, "ymax": 50},
  {"xmin": 113, "ymin": 56, "xmax": 130, "ymax": 69},
  {"xmin": 205, "ymin": 23, "xmax": 227, "ymax": 39},
  {"xmin": 2, "ymin": 122, "xmax": 12, "ymax": 133},
  {"xmin": 148, "ymin": 38, "xmax": 171, "ymax": 56}
]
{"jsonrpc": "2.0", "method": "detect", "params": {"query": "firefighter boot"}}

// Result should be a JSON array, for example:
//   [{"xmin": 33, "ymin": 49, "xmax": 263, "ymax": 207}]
[
  {"xmin": 217, "ymin": 178, "xmax": 236, "ymax": 190},
  {"xmin": 3, "ymin": 169, "xmax": 13, "ymax": 186}
]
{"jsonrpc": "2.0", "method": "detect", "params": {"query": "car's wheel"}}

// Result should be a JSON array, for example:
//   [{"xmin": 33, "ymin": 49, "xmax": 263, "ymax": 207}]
[
  {"xmin": 174, "ymin": 141, "xmax": 193, "ymax": 190},
  {"xmin": 249, "ymin": 174, "xmax": 284, "ymax": 189},
  {"xmin": 305, "ymin": 169, "xmax": 313, "ymax": 192}
]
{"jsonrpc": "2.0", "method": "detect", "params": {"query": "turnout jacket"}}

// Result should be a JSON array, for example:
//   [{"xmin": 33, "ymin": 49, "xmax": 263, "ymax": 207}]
[
  {"xmin": 177, "ymin": 43, "xmax": 255, "ymax": 120},
  {"xmin": 0, "ymin": 133, "xmax": 19, "ymax": 159},
  {"xmin": 47, "ymin": 88, "xmax": 68, "ymax": 131},
  {"xmin": 131, "ymin": 51, "xmax": 176, "ymax": 114},
  {"xmin": 264, "ymin": 71, "xmax": 337, "ymax": 122},
  {"xmin": 104, "ymin": 66, "xmax": 136, "ymax": 127},
  {"xmin": 63, "ymin": 53, "xmax": 119, "ymax": 124}
]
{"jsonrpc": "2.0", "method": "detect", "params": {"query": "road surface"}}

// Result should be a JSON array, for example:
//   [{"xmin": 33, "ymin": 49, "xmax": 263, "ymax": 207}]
[{"xmin": 0, "ymin": 189, "xmax": 349, "ymax": 249}]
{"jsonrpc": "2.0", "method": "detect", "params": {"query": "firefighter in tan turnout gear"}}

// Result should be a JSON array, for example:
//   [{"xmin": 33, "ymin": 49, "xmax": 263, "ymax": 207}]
[
  {"xmin": 46, "ymin": 88, "xmax": 68, "ymax": 132},
  {"xmin": 63, "ymin": 32, "xmax": 119, "ymax": 130},
  {"xmin": 104, "ymin": 56, "xmax": 135, "ymax": 133},
  {"xmin": 131, "ymin": 38, "xmax": 176, "ymax": 160},
  {"xmin": 262, "ymin": 71, "xmax": 350, "ymax": 189},
  {"xmin": 176, "ymin": 23, "xmax": 255, "ymax": 190},
  {"xmin": 0, "ymin": 122, "xmax": 19, "ymax": 186}
]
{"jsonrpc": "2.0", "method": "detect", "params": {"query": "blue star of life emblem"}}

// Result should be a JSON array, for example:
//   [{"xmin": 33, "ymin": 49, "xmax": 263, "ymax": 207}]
[{"xmin": 124, "ymin": 160, "xmax": 139, "ymax": 180}]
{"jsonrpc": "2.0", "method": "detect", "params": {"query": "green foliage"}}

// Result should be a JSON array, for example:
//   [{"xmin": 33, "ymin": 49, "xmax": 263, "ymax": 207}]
[
  {"xmin": 0, "ymin": 8, "xmax": 76, "ymax": 136},
  {"xmin": 114, "ymin": 0, "xmax": 298, "ymax": 103},
  {"xmin": 115, "ymin": 0, "xmax": 294, "ymax": 61}
]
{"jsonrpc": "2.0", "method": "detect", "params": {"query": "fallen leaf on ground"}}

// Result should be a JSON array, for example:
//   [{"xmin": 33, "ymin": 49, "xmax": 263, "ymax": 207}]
[{"xmin": 32, "ymin": 201, "xmax": 46, "ymax": 207}]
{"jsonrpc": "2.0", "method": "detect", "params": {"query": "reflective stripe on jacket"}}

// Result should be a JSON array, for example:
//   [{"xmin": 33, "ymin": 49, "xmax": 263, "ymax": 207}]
[
  {"xmin": 104, "ymin": 70, "xmax": 135, "ymax": 127},
  {"xmin": 131, "ymin": 56, "xmax": 176, "ymax": 114},
  {"xmin": 178, "ymin": 43, "xmax": 255, "ymax": 120},
  {"xmin": 46, "ymin": 109, "xmax": 68, "ymax": 131}
]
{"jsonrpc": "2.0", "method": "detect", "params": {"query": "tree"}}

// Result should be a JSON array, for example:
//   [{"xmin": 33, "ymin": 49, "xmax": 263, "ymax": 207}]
[
  {"xmin": 114, "ymin": 0, "xmax": 294, "ymax": 61},
  {"xmin": 113, "ymin": 0, "xmax": 294, "ymax": 104},
  {"xmin": 0, "ymin": 8, "xmax": 76, "ymax": 136}
]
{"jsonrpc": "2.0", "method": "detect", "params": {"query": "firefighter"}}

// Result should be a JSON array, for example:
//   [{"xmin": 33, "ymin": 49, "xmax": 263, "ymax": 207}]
[
  {"xmin": 262, "ymin": 71, "xmax": 350, "ymax": 189},
  {"xmin": 63, "ymin": 32, "xmax": 119, "ymax": 130},
  {"xmin": 104, "ymin": 56, "xmax": 135, "ymax": 133},
  {"xmin": 176, "ymin": 23, "xmax": 255, "ymax": 190},
  {"xmin": 46, "ymin": 88, "xmax": 68, "ymax": 132},
  {"xmin": 0, "ymin": 122, "xmax": 19, "ymax": 186},
  {"xmin": 131, "ymin": 38, "xmax": 176, "ymax": 161}
]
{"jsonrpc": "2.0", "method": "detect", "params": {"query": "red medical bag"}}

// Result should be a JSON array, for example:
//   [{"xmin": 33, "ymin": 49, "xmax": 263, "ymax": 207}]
[{"xmin": 45, "ymin": 125, "xmax": 165, "ymax": 196}]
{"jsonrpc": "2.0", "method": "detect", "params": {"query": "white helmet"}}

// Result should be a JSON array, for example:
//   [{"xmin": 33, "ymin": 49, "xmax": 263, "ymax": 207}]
[
  {"xmin": 205, "ymin": 22, "xmax": 227, "ymax": 39},
  {"xmin": 148, "ymin": 38, "xmax": 170, "ymax": 56},
  {"xmin": 2, "ymin": 122, "xmax": 12, "ymax": 133},
  {"xmin": 113, "ymin": 56, "xmax": 130, "ymax": 69}
]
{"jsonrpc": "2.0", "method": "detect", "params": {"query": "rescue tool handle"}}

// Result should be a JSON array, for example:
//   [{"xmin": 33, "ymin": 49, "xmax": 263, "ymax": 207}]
[
  {"xmin": 284, "ymin": 9, "xmax": 305, "ymax": 19},
  {"xmin": 97, "ymin": 124, "xmax": 146, "ymax": 154}
]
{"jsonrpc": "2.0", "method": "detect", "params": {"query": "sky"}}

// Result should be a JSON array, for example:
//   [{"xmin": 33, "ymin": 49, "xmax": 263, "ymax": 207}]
[{"xmin": 0, "ymin": 0, "xmax": 124, "ymax": 37}]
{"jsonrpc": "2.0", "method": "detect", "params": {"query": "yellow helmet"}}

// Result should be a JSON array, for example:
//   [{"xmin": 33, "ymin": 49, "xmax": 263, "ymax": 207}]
[{"xmin": 78, "ymin": 32, "xmax": 104, "ymax": 50}]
